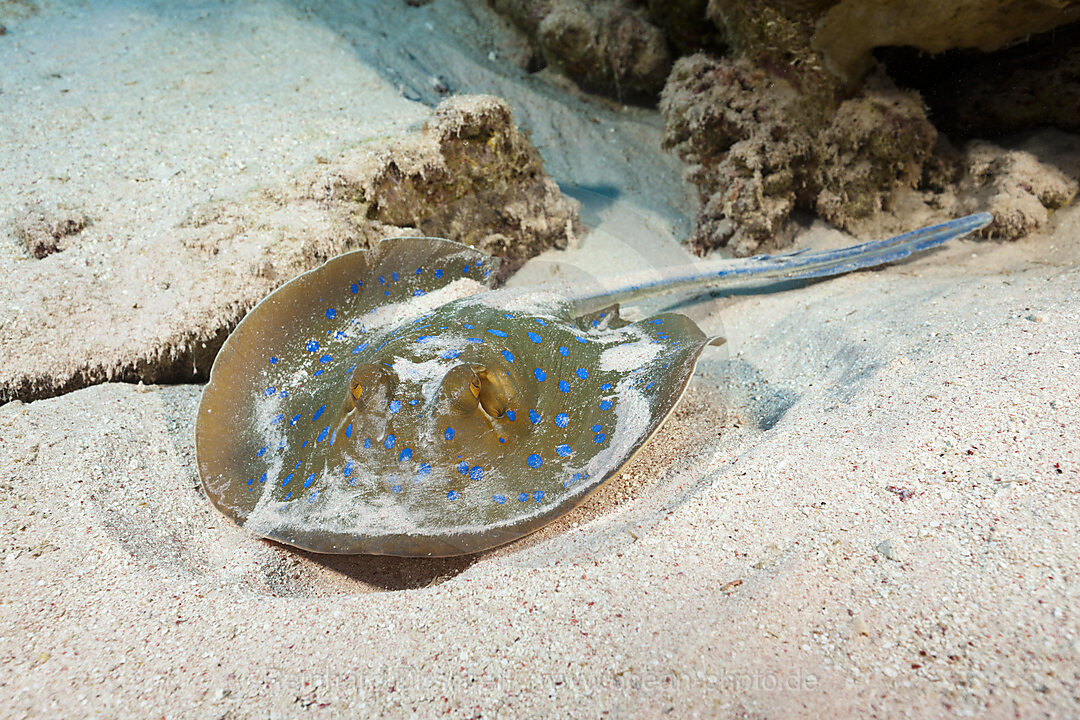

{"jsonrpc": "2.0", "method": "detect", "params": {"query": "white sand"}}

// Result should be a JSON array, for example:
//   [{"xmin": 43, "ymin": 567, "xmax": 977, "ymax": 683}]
[{"xmin": 2, "ymin": 1, "xmax": 1079, "ymax": 718}]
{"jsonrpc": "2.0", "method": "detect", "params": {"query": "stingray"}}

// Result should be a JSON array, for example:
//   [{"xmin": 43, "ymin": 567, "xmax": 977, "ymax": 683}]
[{"xmin": 196, "ymin": 212, "xmax": 991, "ymax": 556}]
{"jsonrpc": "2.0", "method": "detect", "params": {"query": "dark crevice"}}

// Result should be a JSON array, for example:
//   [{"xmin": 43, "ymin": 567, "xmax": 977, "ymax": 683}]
[{"xmin": 875, "ymin": 21, "xmax": 1080, "ymax": 141}]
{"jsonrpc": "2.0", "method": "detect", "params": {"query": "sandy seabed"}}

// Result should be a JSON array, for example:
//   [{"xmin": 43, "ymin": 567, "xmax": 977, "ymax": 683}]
[{"xmin": 1, "ymin": 1, "xmax": 1078, "ymax": 718}]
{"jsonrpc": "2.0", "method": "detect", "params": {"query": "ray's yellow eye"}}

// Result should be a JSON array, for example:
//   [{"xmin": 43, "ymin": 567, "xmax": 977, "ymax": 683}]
[
  {"xmin": 437, "ymin": 365, "xmax": 482, "ymax": 413},
  {"xmin": 347, "ymin": 364, "xmax": 394, "ymax": 411}
]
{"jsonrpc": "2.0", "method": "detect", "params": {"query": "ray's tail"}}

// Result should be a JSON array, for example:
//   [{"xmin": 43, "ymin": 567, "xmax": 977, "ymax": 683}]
[{"xmin": 566, "ymin": 212, "xmax": 993, "ymax": 314}]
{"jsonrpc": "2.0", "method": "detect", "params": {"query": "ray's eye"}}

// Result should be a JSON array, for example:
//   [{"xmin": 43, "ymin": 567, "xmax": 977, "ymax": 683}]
[
  {"xmin": 348, "ymin": 363, "xmax": 395, "ymax": 411},
  {"xmin": 437, "ymin": 365, "xmax": 482, "ymax": 413}
]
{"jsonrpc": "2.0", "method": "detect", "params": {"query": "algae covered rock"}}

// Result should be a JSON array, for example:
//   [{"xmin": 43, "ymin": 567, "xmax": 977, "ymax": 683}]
[
  {"xmin": 955, "ymin": 140, "xmax": 1078, "ymax": 240},
  {"xmin": 488, "ymin": 0, "xmax": 671, "ymax": 101},
  {"xmin": 332, "ymin": 94, "xmax": 580, "ymax": 276},
  {"xmin": 662, "ymin": 53, "xmax": 937, "ymax": 255}
]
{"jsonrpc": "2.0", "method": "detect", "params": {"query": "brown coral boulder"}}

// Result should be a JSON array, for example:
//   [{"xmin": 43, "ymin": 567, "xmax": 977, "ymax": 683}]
[
  {"xmin": 662, "ymin": 54, "xmax": 937, "ymax": 255},
  {"xmin": 489, "ymin": 0, "xmax": 671, "ymax": 101}
]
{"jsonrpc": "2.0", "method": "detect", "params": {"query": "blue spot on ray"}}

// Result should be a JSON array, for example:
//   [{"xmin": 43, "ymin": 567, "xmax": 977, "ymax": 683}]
[
  {"xmin": 529, "ymin": 409, "xmax": 541, "ymax": 424},
  {"xmin": 527, "ymin": 332, "xmax": 542, "ymax": 343},
  {"xmin": 534, "ymin": 368, "xmax": 546, "ymax": 382},
  {"xmin": 576, "ymin": 368, "xmax": 589, "ymax": 379},
  {"xmin": 555, "ymin": 413, "xmax": 569, "ymax": 428},
  {"xmin": 558, "ymin": 380, "xmax": 570, "ymax": 393},
  {"xmin": 527, "ymin": 453, "xmax": 543, "ymax": 468},
  {"xmin": 558, "ymin": 346, "xmax": 569, "ymax": 357},
  {"xmin": 384, "ymin": 435, "xmax": 396, "ymax": 449},
  {"xmin": 502, "ymin": 350, "xmax": 515, "ymax": 363},
  {"xmin": 325, "ymin": 308, "xmax": 337, "ymax": 319},
  {"xmin": 556, "ymin": 444, "xmax": 572, "ymax": 457}
]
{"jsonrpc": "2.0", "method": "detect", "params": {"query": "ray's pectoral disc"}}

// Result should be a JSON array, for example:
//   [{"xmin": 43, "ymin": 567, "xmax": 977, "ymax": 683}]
[{"xmin": 195, "ymin": 237, "xmax": 714, "ymax": 557}]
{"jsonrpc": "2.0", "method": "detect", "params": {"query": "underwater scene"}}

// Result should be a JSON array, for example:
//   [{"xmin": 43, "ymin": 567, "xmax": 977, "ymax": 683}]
[{"xmin": 1, "ymin": 0, "xmax": 1078, "ymax": 717}]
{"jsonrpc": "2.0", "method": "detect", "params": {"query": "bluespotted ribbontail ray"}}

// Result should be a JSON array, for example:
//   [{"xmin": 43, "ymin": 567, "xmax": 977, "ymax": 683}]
[{"xmin": 196, "ymin": 212, "xmax": 992, "ymax": 556}]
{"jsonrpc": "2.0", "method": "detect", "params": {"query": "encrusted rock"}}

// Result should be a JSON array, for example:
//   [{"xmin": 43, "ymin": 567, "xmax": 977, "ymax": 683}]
[
  {"xmin": 488, "ymin": 0, "xmax": 671, "ymax": 101},
  {"xmin": 956, "ymin": 141, "xmax": 1078, "ymax": 240},
  {"xmin": 662, "ymin": 55, "xmax": 936, "ymax": 255}
]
